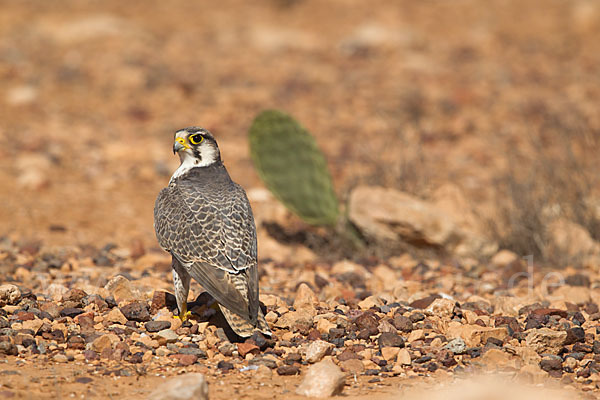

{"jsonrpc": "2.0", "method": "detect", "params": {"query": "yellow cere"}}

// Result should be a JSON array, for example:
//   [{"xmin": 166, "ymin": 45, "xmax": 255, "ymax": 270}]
[{"xmin": 175, "ymin": 137, "xmax": 190, "ymax": 150}]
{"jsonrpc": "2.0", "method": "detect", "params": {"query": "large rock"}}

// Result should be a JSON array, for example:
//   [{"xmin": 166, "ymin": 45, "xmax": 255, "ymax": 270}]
[
  {"xmin": 148, "ymin": 373, "xmax": 208, "ymax": 400},
  {"xmin": 296, "ymin": 359, "xmax": 346, "ymax": 398},
  {"xmin": 348, "ymin": 186, "xmax": 496, "ymax": 256},
  {"xmin": 348, "ymin": 186, "xmax": 458, "ymax": 246}
]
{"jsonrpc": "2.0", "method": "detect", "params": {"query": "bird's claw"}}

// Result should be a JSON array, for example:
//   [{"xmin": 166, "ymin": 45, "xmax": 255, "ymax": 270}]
[{"xmin": 175, "ymin": 310, "xmax": 192, "ymax": 321}]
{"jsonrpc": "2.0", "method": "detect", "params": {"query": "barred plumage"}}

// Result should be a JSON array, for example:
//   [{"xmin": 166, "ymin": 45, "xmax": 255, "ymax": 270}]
[{"xmin": 154, "ymin": 127, "xmax": 271, "ymax": 337}]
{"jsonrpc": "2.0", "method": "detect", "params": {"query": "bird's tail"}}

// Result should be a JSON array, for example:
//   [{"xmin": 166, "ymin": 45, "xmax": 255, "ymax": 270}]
[{"xmin": 219, "ymin": 304, "xmax": 272, "ymax": 338}]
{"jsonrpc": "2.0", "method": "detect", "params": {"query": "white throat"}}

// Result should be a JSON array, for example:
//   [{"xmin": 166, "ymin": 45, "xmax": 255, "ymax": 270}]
[{"xmin": 169, "ymin": 145, "xmax": 218, "ymax": 183}]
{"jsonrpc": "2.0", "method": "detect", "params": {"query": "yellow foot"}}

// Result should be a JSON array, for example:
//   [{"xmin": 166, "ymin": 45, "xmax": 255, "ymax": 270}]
[{"xmin": 175, "ymin": 310, "xmax": 192, "ymax": 321}]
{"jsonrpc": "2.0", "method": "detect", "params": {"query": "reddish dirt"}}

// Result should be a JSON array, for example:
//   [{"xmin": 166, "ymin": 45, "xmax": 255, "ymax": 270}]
[{"xmin": 1, "ymin": 1, "xmax": 600, "ymax": 399}]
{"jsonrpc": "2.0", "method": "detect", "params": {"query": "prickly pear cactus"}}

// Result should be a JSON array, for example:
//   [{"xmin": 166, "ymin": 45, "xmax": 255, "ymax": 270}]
[{"xmin": 249, "ymin": 110, "xmax": 339, "ymax": 226}]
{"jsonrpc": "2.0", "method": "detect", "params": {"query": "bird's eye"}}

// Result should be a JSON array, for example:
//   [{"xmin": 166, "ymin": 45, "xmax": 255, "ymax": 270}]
[{"xmin": 189, "ymin": 134, "xmax": 204, "ymax": 145}]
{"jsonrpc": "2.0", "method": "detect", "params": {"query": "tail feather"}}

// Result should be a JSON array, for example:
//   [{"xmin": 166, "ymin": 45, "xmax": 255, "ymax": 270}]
[{"xmin": 219, "ymin": 305, "xmax": 272, "ymax": 338}]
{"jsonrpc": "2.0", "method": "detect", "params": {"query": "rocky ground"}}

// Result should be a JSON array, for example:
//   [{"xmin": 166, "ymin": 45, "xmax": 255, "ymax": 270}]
[
  {"xmin": 2, "ymin": 0, "xmax": 600, "ymax": 399},
  {"xmin": 1, "ymin": 239, "xmax": 599, "ymax": 399}
]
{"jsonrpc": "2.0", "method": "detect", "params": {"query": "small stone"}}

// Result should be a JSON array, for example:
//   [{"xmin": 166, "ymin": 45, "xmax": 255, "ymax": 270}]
[
  {"xmin": 397, "ymin": 348, "xmax": 412, "ymax": 365},
  {"xmin": 305, "ymin": 340, "xmax": 333, "ymax": 363},
  {"xmin": 407, "ymin": 329, "xmax": 425, "ymax": 343},
  {"xmin": 340, "ymin": 358, "xmax": 364, "ymax": 374},
  {"xmin": 329, "ymin": 328, "xmax": 345, "ymax": 339},
  {"xmin": 294, "ymin": 283, "xmax": 318, "ymax": 311},
  {"xmin": 148, "ymin": 373, "xmax": 208, "ymax": 400},
  {"xmin": 218, "ymin": 342, "xmax": 235, "ymax": 356},
  {"xmin": 316, "ymin": 318, "xmax": 336, "ymax": 334},
  {"xmin": 75, "ymin": 313, "xmax": 95, "ymax": 332},
  {"xmin": 353, "ymin": 313, "xmax": 379, "ymax": 336},
  {"xmin": 446, "ymin": 325, "xmax": 507, "ymax": 347},
  {"xmin": 92, "ymin": 335, "xmax": 112, "ymax": 353},
  {"xmin": 540, "ymin": 357, "xmax": 563, "ymax": 372},
  {"xmin": 255, "ymin": 364, "xmax": 272, "ymax": 380},
  {"xmin": 525, "ymin": 328, "xmax": 567, "ymax": 355},
  {"xmin": 120, "ymin": 301, "xmax": 151, "ymax": 322},
  {"xmin": 565, "ymin": 273, "xmax": 590, "ymax": 287},
  {"xmin": 286, "ymin": 353, "xmax": 302, "ymax": 364},
  {"xmin": 494, "ymin": 316, "xmax": 521, "ymax": 334},
  {"xmin": 518, "ymin": 363, "xmax": 548, "ymax": 384},
  {"xmin": 381, "ymin": 346, "xmax": 400, "ymax": 361},
  {"xmin": 392, "ymin": 315, "xmax": 413, "ymax": 332},
  {"xmin": 409, "ymin": 294, "xmax": 440, "ymax": 309},
  {"xmin": 409, "ymin": 312, "xmax": 425, "ymax": 323},
  {"xmin": 0, "ymin": 284, "xmax": 21, "ymax": 307},
  {"xmin": 179, "ymin": 347, "xmax": 207, "ymax": 358},
  {"xmin": 156, "ymin": 329, "xmax": 178, "ymax": 343},
  {"xmin": 67, "ymin": 335, "xmax": 86, "ymax": 350},
  {"xmin": 337, "ymin": 349, "xmax": 361, "ymax": 361},
  {"xmin": 237, "ymin": 342, "xmax": 260, "ymax": 358},
  {"xmin": 150, "ymin": 291, "xmax": 177, "ymax": 314},
  {"xmin": 378, "ymin": 332, "xmax": 404, "ymax": 348},
  {"xmin": 0, "ymin": 342, "xmax": 18, "ymax": 356},
  {"xmin": 169, "ymin": 354, "xmax": 197, "ymax": 366},
  {"xmin": 105, "ymin": 275, "xmax": 137, "ymax": 303},
  {"xmin": 145, "ymin": 320, "xmax": 171, "ymax": 333},
  {"xmin": 277, "ymin": 365, "xmax": 300, "ymax": 375},
  {"xmin": 217, "ymin": 361, "xmax": 234, "ymax": 371},
  {"xmin": 61, "ymin": 289, "xmax": 87, "ymax": 305},
  {"xmin": 250, "ymin": 331, "xmax": 269, "ymax": 350},
  {"xmin": 14, "ymin": 311, "xmax": 34, "ymax": 321},
  {"xmin": 480, "ymin": 348, "xmax": 517, "ymax": 370},
  {"xmin": 564, "ymin": 327, "xmax": 585, "ymax": 345},
  {"xmin": 21, "ymin": 319, "xmax": 43, "ymax": 334},
  {"xmin": 357, "ymin": 295, "xmax": 383, "ymax": 310},
  {"xmin": 249, "ymin": 357, "xmax": 278, "ymax": 369},
  {"xmin": 156, "ymin": 348, "xmax": 170, "ymax": 357},
  {"xmin": 83, "ymin": 350, "xmax": 98, "ymax": 361},
  {"xmin": 529, "ymin": 308, "xmax": 568, "ymax": 318},
  {"xmin": 377, "ymin": 319, "xmax": 396, "ymax": 333},
  {"xmin": 105, "ymin": 308, "xmax": 127, "ymax": 325},
  {"xmin": 564, "ymin": 356, "xmax": 578, "ymax": 370},
  {"xmin": 60, "ymin": 308, "xmax": 84, "ymax": 318},
  {"xmin": 265, "ymin": 311, "xmax": 278, "ymax": 324},
  {"xmin": 296, "ymin": 359, "xmax": 346, "ymax": 397},
  {"xmin": 426, "ymin": 298, "xmax": 456, "ymax": 317},
  {"xmin": 53, "ymin": 354, "xmax": 68, "ymax": 363},
  {"xmin": 40, "ymin": 302, "xmax": 61, "ymax": 319},
  {"xmin": 443, "ymin": 338, "xmax": 467, "ymax": 354}
]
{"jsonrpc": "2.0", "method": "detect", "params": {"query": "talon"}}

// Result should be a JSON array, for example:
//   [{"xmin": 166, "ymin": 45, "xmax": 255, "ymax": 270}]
[{"xmin": 175, "ymin": 310, "xmax": 192, "ymax": 321}]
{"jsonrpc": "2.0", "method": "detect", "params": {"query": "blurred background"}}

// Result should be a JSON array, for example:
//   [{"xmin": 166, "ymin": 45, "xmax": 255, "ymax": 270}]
[{"xmin": 1, "ymin": 0, "xmax": 599, "ymax": 266}]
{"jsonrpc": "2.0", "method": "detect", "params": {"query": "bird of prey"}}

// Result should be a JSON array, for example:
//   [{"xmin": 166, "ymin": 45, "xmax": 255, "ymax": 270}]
[{"xmin": 154, "ymin": 127, "xmax": 271, "ymax": 337}]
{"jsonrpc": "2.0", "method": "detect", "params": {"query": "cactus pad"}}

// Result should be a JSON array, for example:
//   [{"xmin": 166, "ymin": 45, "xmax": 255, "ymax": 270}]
[{"xmin": 249, "ymin": 110, "xmax": 339, "ymax": 226}]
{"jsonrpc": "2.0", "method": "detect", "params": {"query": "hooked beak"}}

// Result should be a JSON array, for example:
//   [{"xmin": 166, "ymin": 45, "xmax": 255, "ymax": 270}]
[{"xmin": 173, "ymin": 137, "xmax": 189, "ymax": 154}]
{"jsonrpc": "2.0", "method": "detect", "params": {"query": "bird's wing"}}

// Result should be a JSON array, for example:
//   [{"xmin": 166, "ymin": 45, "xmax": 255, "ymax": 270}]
[{"xmin": 154, "ymin": 182, "xmax": 259, "ymax": 322}]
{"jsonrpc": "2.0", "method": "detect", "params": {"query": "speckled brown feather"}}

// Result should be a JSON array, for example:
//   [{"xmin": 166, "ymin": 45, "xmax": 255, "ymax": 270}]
[{"xmin": 154, "ymin": 162, "xmax": 270, "ymax": 337}]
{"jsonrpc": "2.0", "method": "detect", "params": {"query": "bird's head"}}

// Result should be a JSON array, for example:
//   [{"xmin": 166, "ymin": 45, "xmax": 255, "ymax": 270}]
[{"xmin": 173, "ymin": 127, "xmax": 221, "ymax": 167}]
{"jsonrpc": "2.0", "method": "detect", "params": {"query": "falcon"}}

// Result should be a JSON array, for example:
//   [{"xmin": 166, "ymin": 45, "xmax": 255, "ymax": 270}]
[{"xmin": 154, "ymin": 127, "xmax": 271, "ymax": 337}]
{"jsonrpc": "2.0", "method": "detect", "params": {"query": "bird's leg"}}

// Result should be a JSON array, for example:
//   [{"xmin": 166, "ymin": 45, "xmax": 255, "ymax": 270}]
[{"xmin": 172, "ymin": 257, "xmax": 192, "ymax": 321}]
